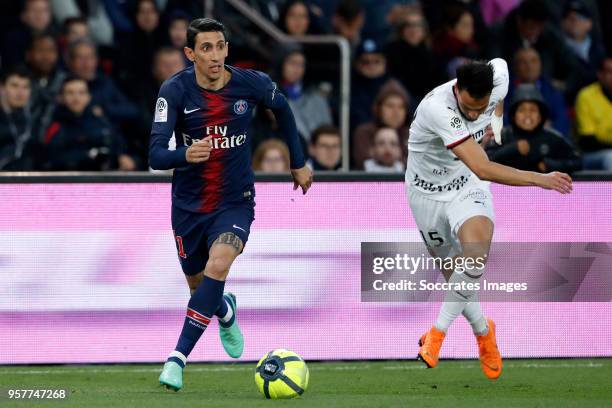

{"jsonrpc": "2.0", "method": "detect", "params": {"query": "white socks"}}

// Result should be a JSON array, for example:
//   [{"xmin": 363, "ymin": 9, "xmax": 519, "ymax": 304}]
[
  {"xmin": 434, "ymin": 271, "xmax": 470, "ymax": 332},
  {"xmin": 462, "ymin": 294, "xmax": 488, "ymax": 335},
  {"xmin": 435, "ymin": 266, "xmax": 485, "ymax": 333}
]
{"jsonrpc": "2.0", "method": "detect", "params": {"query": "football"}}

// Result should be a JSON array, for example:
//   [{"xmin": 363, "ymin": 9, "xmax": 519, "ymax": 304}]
[{"xmin": 254, "ymin": 349, "xmax": 309, "ymax": 399}]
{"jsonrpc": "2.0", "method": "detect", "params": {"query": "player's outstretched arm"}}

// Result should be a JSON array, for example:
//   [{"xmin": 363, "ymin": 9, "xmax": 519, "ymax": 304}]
[
  {"xmin": 272, "ymin": 97, "xmax": 312, "ymax": 194},
  {"xmin": 452, "ymin": 137, "xmax": 573, "ymax": 194}
]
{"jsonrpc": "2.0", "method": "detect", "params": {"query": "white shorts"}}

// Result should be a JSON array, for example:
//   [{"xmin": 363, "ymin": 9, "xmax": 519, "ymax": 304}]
[{"xmin": 407, "ymin": 180, "xmax": 495, "ymax": 258}]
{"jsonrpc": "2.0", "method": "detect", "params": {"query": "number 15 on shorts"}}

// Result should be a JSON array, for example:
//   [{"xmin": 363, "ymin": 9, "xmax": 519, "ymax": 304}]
[{"xmin": 420, "ymin": 230, "xmax": 445, "ymax": 247}]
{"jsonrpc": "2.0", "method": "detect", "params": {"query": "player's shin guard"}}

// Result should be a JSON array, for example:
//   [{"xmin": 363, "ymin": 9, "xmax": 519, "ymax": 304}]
[{"xmin": 173, "ymin": 275, "xmax": 225, "ymax": 358}]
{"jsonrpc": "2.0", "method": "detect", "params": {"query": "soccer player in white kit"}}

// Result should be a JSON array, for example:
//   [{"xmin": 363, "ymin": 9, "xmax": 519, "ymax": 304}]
[{"xmin": 406, "ymin": 59, "xmax": 572, "ymax": 379}]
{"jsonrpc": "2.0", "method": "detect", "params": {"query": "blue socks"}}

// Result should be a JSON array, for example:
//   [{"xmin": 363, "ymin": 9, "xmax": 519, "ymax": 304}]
[{"xmin": 173, "ymin": 275, "xmax": 225, "ymax": 358}]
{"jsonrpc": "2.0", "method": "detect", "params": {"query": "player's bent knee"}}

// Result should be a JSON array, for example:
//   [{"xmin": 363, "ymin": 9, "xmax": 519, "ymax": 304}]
[{"xmin": 458, "ymin": 216, "xmax": 494, "ymax": 260}]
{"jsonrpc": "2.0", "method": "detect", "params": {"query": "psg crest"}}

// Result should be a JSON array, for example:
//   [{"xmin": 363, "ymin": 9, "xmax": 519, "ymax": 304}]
[{"xmin": 234, "ymin": 99, "xmax": 248, "ymax": 115}]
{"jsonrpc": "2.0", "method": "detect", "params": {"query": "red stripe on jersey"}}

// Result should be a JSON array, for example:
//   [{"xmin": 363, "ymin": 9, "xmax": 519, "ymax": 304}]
[
  {"xmin": 199, "ymin": 91, "xmax": 227, "ymax": 213},
  {"xmin": 44, "ymin": 122, "xmax": 61, "ymax": 144},
  {"xmin": 446, "ymin": 134, "xmax": 471, "ymax": 149},
  {"xmin": 186, "ymin": 308, "xmax": 211, "ymax": 326}
]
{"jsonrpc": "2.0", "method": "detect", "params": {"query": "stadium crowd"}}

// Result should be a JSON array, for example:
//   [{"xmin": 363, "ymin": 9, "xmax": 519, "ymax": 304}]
[{"xmin": 0, "ymin": 0, "xmax": 610, "ymax": 172}]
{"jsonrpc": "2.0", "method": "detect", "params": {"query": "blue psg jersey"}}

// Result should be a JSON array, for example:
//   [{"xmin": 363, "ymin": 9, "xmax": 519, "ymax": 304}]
[{"xmin": 149, "ymin": 65, "xmax": 304, "ymax": 213}]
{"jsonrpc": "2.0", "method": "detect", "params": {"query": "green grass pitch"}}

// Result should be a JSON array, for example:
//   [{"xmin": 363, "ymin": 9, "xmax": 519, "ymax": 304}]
[{"xmin": 1, "ymin": 359, "xmax": 610, "ymax": 407}]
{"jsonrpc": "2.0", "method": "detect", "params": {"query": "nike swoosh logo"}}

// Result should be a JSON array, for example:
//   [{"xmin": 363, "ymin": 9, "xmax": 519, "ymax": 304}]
[
  {"xmin": 232, "ymin": 224, "xmax": 246, "ymax": 233},
  {"xmin": 482, "ymin": 361, "xmax": 500, "ymax": 372},
  {"xmin": 184, "ymin": 107, "xmax": 201, "ymax": 114}
]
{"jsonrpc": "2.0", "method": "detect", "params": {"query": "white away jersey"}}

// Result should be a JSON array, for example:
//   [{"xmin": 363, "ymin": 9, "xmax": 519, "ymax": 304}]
[{"xmin": 405, "ymin": 58, "xmax": 509, "ymax": 201}]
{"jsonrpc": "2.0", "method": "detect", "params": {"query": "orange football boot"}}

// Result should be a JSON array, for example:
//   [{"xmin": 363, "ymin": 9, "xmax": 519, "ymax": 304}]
[
  {"xmin": 476, "ymin": 318, "xmax": 503, "ymax": 379},
  {"xmin": 417, "ymin": 326, "xmax": 446, "ymax": 368}
]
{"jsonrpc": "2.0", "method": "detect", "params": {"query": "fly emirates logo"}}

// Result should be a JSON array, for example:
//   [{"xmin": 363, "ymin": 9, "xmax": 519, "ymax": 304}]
[{"xmin": 182, "ymin": 125, "xmax": 246, "ymax": 149}]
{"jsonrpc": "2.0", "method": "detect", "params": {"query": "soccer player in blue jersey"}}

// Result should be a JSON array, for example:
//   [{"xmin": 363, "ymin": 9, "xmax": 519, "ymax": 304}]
[{"xmin": 149, "ymin": 18, "xmax": 313, "ymax": 391}]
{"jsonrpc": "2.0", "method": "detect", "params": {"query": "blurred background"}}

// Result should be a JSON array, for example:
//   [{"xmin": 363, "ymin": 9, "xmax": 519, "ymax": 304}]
[{"xmin": 0, "ymin": 0, "xmax": 611, "ymax": 174}]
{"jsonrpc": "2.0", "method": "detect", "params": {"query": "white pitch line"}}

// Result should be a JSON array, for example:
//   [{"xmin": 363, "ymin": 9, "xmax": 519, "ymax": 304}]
[{"xmin": 0, "ymin": 361, "xmax": 604, "ymax": 376}]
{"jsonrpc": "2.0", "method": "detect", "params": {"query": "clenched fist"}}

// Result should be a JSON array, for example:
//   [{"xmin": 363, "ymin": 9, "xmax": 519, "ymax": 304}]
[{"xmin": 186, "ymin": 136, "xmax": 213, "ymax": 164}]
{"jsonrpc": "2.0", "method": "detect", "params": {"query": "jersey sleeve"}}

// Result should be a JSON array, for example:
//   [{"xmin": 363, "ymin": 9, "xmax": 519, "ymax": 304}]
[
  {"xmin": 489, "ymin": 58, "xmax": 509, "ymax": 105},
  {"xmin": 148, "ymin": 80, "xmax": 188, "ymax": 170},
  {"xmin": 253, "ymin": 71, "xmax": 306, "ymax": 168},
  {"xmin": 428, "ymin": 106, "xmax": 471, "ymax": 148}
]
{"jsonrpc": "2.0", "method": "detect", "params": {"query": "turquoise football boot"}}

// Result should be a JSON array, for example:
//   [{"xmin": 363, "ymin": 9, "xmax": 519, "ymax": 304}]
[
  {"xmin": 219, "ymin": 293, "xmax": 244, "ymax": 358},
  {"xmin": 159, "ymin": 361, "xmax": 183, "ymax": 391}
]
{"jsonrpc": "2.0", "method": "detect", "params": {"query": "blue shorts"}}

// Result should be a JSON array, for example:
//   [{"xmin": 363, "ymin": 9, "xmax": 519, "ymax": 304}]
[{"xmin": 171, "ymin": 204, "xmax": 255, "ymax": 275}]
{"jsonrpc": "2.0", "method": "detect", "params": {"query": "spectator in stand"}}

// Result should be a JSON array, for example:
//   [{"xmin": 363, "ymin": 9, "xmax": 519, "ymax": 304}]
[
  {"xmin": 50, "ymin": 0, "xmax": 116, "ymax": 46},
  {"xmin": 279, "ymin": 0, "xmax": 310, "ymax": 36},
  {"xmin": 1, "ymin": 0, "xmax": 54, "ymax": 67},
  {"xmin": 307, "ymin": 125, "xmax": 342, "ymax": 171},
  {"xmin": 575, "ymin": 57, "xmax": 612, "ymax": 170},
  {"xmin": 26, "ymin": 33, "xmax": 67, "ymax": 142},
  {"xmin": 560, "ymin": 0, "xmax": 606, "ymax": 98},
  {"xmin": 497, "ymin": 0, "xmax": 578, "ymax": 88},
  {"xmin": 276, "ymin": 46, "xmax": 333, "ymax": 145},
  {"xmin": 166, "ymin": 11, "xmax": 189, "ymax": 49},
  {"xmin": 0, "ymin": 67, "xmax": 36, "ymax": 171},
  {"xmin": 43, "ymin": 76, "xmax": 134, "ymax": 171},
  {"xmin": 384, "ymin": 6, "xmax": 443, "ymax": 102},
  {"xmin": 66, "ymin": 39, "xmax": 139, "ymax": 124},
  {"xmin": 352, "ymin": 79, "xmax": 410, "ymax": 169},
  {"xmin": 486, "ymin": 84, "xmax": 581, "ymax": 173},
  {"xmin": 332, "ymin": 0, "xmax": 365, "ymax": 49},
  {"xmin": 252, "ymin": 139, "xmax": 291, "ymax": 173},
  {"xmin": 509, "ymin": 47, "xmax": 570, "ymax": 138},
  {"xmin": 350, "ymin": 38, "xmax": 394, "ymax": 131},
  {"xmin": 64, "ymin": 16, "xmax": 89, "ymax": 42},
  {"xmin": 115, "ymin": 0, "xmax": 166, "ymax": 99},
  {"xmin": 432, "ymin": 3, "xmax": 481, "ymax": 77},
  {"xmin": 363, "ymin": 127, "xmax": 404, "ymax": 173},
  {"xmin": 58, "ymin": 16, "xmax": 90, "ymax": 56}
]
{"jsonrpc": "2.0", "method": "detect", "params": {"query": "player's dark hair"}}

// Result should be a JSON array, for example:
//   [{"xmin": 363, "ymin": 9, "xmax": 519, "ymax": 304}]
[
  {"xmin": 311, "ymin": 124, "xmax": 340, "ymax": 145},
  {"xmin": 186, "ymin": 18, "xmax": 227, "ymax": 49},
  {"xmin": 517, "ymin": 0, "xmax": 549, "ymax": 22},
  {"xmin": 1, "ymin": 65, "xmax": 31, "ymax": 84},
  {"xmin": 456, "ymin": 60, "xmax": 494, "ymax": 99},
  {"xmin": 60, "ymin": 75, "xmax": 88, "ymax": 93}
]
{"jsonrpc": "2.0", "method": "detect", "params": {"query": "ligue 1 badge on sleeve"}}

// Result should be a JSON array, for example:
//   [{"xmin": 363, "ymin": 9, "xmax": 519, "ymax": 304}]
[
  {"xmin": 234, "ymin": 99, "xmax": 248, "ymax": 115},
  {"xmin": 154, "ymin": 97, "xmax": 168, "ymax": 122}
]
